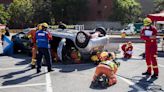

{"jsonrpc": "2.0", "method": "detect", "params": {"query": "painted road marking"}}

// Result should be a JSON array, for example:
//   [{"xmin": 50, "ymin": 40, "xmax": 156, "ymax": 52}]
[
  {"xmin": 0, "ymin": 83, "xmax": 46, "ymax": 89},
  {"xmin": 45, "ymin": 67, "xmax": 53, "ymax": 92},
  {"xmin": 117, "ymin": 75, "xmax": 145, "ymax": 91}
]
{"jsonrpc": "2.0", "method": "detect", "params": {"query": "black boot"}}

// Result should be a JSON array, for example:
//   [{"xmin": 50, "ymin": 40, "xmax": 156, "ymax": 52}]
[
  {"xmin": 31, "ymin": 65, "xmax": 36, "ymax": 69},
  {"xmin": 37, "ymin": 69, "xmax": 41, "ymax": 73},
  {"xmin": 142, "ymin": 71, "xmax": 151, "ymax": 75},
  {"xmin": 48, "ymin": 69, "xmax": 54, "ymax": 72},
  {"xmin": 151, "ymin": 74, "xmax": 158, "ymax": 78}
]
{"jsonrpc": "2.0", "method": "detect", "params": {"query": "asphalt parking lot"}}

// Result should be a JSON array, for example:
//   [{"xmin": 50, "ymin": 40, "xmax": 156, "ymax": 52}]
[{"xmin": 0, "ymin": 43, "xmax": 164, "ymax": 92}]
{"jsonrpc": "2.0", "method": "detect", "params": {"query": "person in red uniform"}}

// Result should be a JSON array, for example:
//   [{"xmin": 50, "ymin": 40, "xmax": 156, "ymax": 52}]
[
  {"xmin": 28, "ymin": 24, "xmax": 42, "ymax": 69},
  {"xmin": 140, "ymin": 17, "xmax": 159, "ymax": 78},
  {"xmin": 121, "ymin": 41, "xmax": 133, "ymax": 58}
]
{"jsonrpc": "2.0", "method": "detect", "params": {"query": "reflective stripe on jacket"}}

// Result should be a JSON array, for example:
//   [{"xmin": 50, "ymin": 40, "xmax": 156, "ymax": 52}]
[{"xmin": 100, "ymin": 60, "xmax": 117, "ymax": 71}]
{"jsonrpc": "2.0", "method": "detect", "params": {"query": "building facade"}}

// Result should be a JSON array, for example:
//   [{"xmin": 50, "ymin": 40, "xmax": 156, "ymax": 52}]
[{"xmin": 86, "ymin": 0, "xmax": 113, "ymax": 21}]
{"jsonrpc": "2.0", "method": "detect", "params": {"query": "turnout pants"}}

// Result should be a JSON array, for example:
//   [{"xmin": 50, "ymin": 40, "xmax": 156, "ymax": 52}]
[
  {"xmin": 37, "ymin": 48, "xmax": 52, "ymax": 71},
  {"xmin": 145, "ymin": 44, "xmax": 158, "ymax": 75},
  {"xmin": 31, "ymin": 45, "xmax": 37, "ymax": 65}
]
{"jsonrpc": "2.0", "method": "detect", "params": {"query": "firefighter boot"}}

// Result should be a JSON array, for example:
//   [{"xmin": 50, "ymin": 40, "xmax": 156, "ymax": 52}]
[{"xmin": 31, "ymin": 59, "xmax": 36, "ymax": 69}]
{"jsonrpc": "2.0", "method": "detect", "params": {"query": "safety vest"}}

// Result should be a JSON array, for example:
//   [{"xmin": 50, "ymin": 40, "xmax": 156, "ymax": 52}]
[
  {"xmin": 101, "ymin": 60, "xmax": 117, "ymax": 71},
  {"xmin": 36, "ymin": 30, "xmax": 50, "ymax": 48}
]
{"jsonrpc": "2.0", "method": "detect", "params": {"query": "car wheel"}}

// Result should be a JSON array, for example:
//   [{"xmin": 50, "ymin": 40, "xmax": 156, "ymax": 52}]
[
  {"xmin": 75, "ymin": 31, "xmax": 90, "ymax": 48},
  {"xmin": 95, "ymin": 27, "xmax": 106, "ymax": 36}
]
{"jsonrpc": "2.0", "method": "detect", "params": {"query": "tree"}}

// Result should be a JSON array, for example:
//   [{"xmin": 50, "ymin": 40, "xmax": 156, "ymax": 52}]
[
  {"xmin": 111, "ymin": 0, "xmax": 141, "ymax": 24},
  {"xmin": 52, "ymin": 0, "xmax": 89, "ymax": 24},
  {"xmin": 8, "ymin": 0, "xmax": 33, "ymax": 28},
  {"xmin": 154, "ymin": 0, "xmax": 164, "ymax": 12},
  {"xmin": 32, "ymin": 0, "xmax": 53, "ymax": 25},
  {"xmin": 0, "ymin": 4, "xmax": 10, "ymax": 24}
]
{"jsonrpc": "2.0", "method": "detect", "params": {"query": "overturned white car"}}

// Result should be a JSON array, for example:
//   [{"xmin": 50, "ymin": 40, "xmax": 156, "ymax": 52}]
[{"xmin": 49, "ymin": 27, "xmax": 119, "ymax": 63}]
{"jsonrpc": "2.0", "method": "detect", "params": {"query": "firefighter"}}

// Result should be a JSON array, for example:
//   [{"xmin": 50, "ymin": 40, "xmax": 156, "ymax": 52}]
[
  {"xmin": 92, "ymin": 52, "xmax": 120, "ymax": 87},
  {"xmin": 121, "ymin": 41, "xmax": 133, "ymax": 58},
  {"xmin": 91, "ymin": 51, "xmax": 108, "ymax": 64},
  {"xmin": 28, "ymin": 24, "xmax": 42, "ymax": 69},
  {"xmin": 70, "ymin": 47, "xmax": 81, "ymax": 64},
  {"xmin": 34, "ymin": 23, "xmax": 53, "ymax": 73},
  {"xmin": 140, "ymin": 18, "xmax": 159, "ymax": 78},
  {"xmin": 91, "ymin": 51, "xmax": 101, "ymax": 64},
  {"xmin": 91, "ymin": 51, "xmax": 116, "ymax": 64}
]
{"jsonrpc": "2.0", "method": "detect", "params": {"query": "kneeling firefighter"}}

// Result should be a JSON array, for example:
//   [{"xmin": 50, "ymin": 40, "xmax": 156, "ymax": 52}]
[
  {"xmin": 121, "ymin": 41, "xmax": 133, "ymax": 58},
  {"xmin": 92, "ymin": 52, "xmax": 120, "ymax": 87}
]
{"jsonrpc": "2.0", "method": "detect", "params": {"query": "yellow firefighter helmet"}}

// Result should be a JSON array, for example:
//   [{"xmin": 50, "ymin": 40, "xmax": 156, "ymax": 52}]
[
  {"xmin": 100, "ymin": 51, "xmax": 108, "ymax": 58},
  {"xmin": 0, "ymin": 29, "xmax": 6, "ymax": 34},
  {"xmin": 91, "ymin": 55, "xmax": 99, "ymax": 62},
  {"xmin": 42, "ymin": 22, "xmax": 49, "ymax": 28},
  {"xmin": 143, "ymin": 18, "xmax": 152, "ymax": 26}
]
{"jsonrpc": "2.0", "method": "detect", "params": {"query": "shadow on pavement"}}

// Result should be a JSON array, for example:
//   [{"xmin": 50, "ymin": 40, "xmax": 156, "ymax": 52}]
[
  {"xmin": 158, "ymin": 51, "xmax": 164, "ymax": 57},
  {"xmin": 52, "ymin": 63, "xmax": 96, "ymax": 73},
  {"xmin": 89, "ymin": 81, "xmax": 108, "ymax": 90},
  {"xmin": 139, "ymin": 51, "xmax": 164, "ymax": 58},
  {"xmin": 129, "ymin": 76, "xmax": 164, "ymax": 92},
  {"xmin": 11, "ymin": 54, "xmax": 31, "ymax": 65},
  {"xmin": 118, "ymin": 58, "xmax": 143, "ymax": 61},
  {"xmin": 0, "ymin": 68, "xmax": 31, "ymax": 79},
  {"xmin": 2, "ymin": 71, "xmax": 46, "ymax": 86}
]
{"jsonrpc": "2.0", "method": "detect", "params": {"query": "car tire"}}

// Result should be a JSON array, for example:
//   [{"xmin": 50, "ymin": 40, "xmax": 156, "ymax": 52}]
[
  {"xmin": 75, "ymin": 31, "xmax": 91, "ymax": 48},
  {"xmin": 95, "ymin": 27, "xmax": 106, "ymax": 36}
]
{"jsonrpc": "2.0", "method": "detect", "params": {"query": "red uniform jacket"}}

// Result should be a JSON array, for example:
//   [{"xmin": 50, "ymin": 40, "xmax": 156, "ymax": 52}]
[
  {"xmin": 27, "ymin": 28, "xmax": 37, "ymax": 44},
  {"xmin": 140, "ymin": 26, "xmax": 157, "ymax": 45},
  {"xmin": 125, "ymin": 45, "xmax": 133, "ymax": 54},
  {"xmin": 121, "ymin": 44, "xmax": 127, "ymax": 52}
]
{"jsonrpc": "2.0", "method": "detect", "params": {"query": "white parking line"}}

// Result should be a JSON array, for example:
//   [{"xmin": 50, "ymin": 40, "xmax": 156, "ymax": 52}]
[
  {"xmin": 0, "ymin": 83, "xmax": 46, "ymax": 89},
  {"xmin": 117, "ymin": 76, "xmax": 145, "ymax": 91},
  {"xmin": 45, "ymin": 67, "xmax": 53, "ymax": 92}
]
